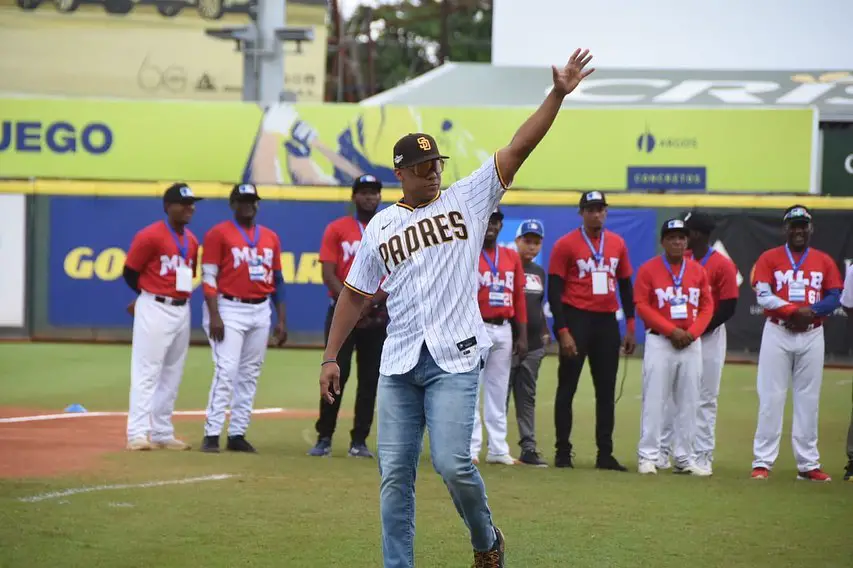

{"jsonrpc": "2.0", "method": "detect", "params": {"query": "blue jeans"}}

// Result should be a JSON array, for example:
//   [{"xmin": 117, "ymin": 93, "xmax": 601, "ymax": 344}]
[{"xmin": 377, "ymin": 343, "xmax": 497, "ymax": 568}]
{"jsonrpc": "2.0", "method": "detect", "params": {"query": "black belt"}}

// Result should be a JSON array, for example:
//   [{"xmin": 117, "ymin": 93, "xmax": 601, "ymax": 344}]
[
  {"xmin": 649, "ymin": 330, "xmax": 660, "ymax": 336},
  {"xmin": 483, "ymin": 317, "xmax": 507, "ymax": 325},
  {"xmin": 155, "ymin": 296, "xmax": 187, "ymax": 306},
  {"xmin": 223, "ymin": 294, "xmax": 268, "ymax": 305}
]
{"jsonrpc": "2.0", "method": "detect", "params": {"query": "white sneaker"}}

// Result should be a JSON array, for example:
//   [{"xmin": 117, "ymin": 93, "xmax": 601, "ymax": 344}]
[
  {"xmin": 656, "ymin": 455, "xmax": 672, "ymax": 470},
  {"xmin": 126, "ymin": 438, "xmax": 152, "ymax": 451},
  {"xmin": 486, "ymin": 453, "xmax": 517, "ymax": 465},
  {"xmin": 152, "ymin": 438, "xmax": 192, "ymax": 451},
  {"xmin": 638, "ymin": 461, "xmax": 657, "ymax": 475},
  {"xmin": 673, "ymin": 463, "xmax": 712, "ymax": 477}
]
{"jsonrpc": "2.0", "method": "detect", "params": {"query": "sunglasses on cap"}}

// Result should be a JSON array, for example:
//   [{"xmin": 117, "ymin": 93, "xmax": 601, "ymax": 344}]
[{"xmin": 408, "ymin": 159, "xmax": 445, "ymax": 178}]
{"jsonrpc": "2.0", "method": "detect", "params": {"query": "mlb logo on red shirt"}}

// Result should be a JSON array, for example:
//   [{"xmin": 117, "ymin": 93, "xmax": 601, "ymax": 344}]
[
  {"xmin": 772, "ymin": 269, "xmax": 824, "ymax": 292},
  {"xmin": 159, "ymin": 254, "xmax": 192, "ymax": 276},
  {"xmin": 654, "ymin": 286, "xmax": 701, "ymax": 309}
]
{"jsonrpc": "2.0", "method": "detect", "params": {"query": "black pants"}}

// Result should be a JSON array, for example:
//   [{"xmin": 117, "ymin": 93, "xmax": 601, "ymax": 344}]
[
  {"xmin": 316, "ymin": 305, "xmax": 385, "ymax": 444},
  {"xmin": 554, "ymin": 305, "xmax": 621, "ymax": 456}
]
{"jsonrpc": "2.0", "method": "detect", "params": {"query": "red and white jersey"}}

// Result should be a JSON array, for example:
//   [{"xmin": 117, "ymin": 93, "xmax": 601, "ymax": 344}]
[
  {"xmin": 124, "ymin": 220, "xmax": 199, "ymax": 299},
  {"xmin": 202, "ymin": 221, "xmax": 282, "ymax": 299},
  {"xmin": 477, "ymin": 245, "xmax": 527, "ymax": 323},
  {"xmin": 686, "ymin": 249, "xmax": 740, "ymax": 311},
  {"xmin": 751, "ymin": 245, "xmax": 842, "ymax": 321},
  {"xmin": 318, "ymin": 216, "xmax": 368, "ymax": 297},
  {"xmin": 548, "ymin": 228, "xmax": 632, "ymax": 313},
  {"xmin": 634, "ymin": 255, "xmax": 713, "ymax": 337}
]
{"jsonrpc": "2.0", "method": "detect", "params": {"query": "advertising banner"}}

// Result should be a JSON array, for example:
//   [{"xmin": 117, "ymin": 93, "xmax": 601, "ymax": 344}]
[
  {"xmin": 710, "ymin": 211, "xmax": 853, "ymax": 356},
  {"xmin": 820, "ymin": 127, "xmax": 853, "ymax": 196},
  {"xmin": 1, "ymin": 98, "xmax": 815, "ymax": 193},
  {"xmin": 0, "ymin": 194, "xmax": 27, "ymax": 327},
  {"xmin": 46, "ymin": 196, "xmax": 658, "ymax": 341}
]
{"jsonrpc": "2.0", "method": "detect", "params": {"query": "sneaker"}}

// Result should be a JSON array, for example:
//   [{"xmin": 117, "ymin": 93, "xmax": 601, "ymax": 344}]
[
  {"xmin": 126, "ymin": 438, "xmax": 152, "ymax": 451},
  {"xmin": 797, "ymin": 469, "xmax": 831, "ymax": 483},
  {"xmin": 554, "ymin": 451, "xmax": 574, "ymax": 468},
  {"xmin": 308, "ymin": 437, "xmax": 332, "ymax": 457},
  {"xmin": 472, "ymin": 526, "xmax": 505, "ymax": 568},
  {"xmin": 656, "ymin": 454, "xmax": 672, "ymax": 470},
  {"xmin": 200, "ymin": 435, "xmax": 220, "ymax": 453},
  {"xmin": 638, "ymin": 461, "xmax": 657, "ymax": 475},
  {"xmin": 596, "ymin": 454, "xmax": 628, "ymax": 472},
  {"xmin": 751, "ymin": 467, "xmax": 770, "ymax": 480},
  {"xmin": 486, "ymin": 453, "xmax": 517, "ymax": 465},
  {"xmin": 518, "ymin": 449, "xmax": 548, "ymax": 467},
  {"xmin": 348, "ymin": 443, "xmax": 374, "ymax": 459},
  {"xmin": 673, "ymin": 463, "xmax": 712, "ymax": 477},
  {"xmin": 152, "ymin": 438, "xmax": 191, "ymax": 451},
  {"xmin": 845, "ymin": 460, "xmax": 853, "ymax": 482},
  {"xmin": 226, "ymin": 435, "xmax": 258, "ymax": 453}
]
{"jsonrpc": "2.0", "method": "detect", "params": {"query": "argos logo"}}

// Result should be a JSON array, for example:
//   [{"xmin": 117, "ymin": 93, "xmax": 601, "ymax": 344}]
[{"xmin": 0, "ymin": 121, "xmax": 113, "ymax": 154}]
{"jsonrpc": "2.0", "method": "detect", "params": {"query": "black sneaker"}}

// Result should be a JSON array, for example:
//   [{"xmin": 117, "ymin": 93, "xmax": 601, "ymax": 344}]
[
  {"xmin": 596, "ymin": 454, "xmax": 628, "ymax": 472},
  {"xmin": 472, "ymin": 526, "xmax": 505, "ymax": 568},
  {"xmin": 555, "ymin": 451, "xmax": 574, "ymax": 468},
  {"xmin": 844, "ymin": 460, "xmax": 853, "ymax": 482},
  {"xmin": 519, "ymin": 449, "xmax": 548, "ymax": 467},
  {"xmin": 200, "ymin": 435, "xmax": 220, "ymax": 453},
  {"xmin": 226, "ymin": 435, "xmax": 258, "ymax": 453}
]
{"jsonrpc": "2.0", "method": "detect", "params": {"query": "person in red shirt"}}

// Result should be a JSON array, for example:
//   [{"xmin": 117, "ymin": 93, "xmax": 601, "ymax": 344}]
[
  {"xmin": 469, "ymin": 208, "xmax": 527, "ymax": 466},
  {"xmin": 547, "ymin": 191, "xmax": 635, "ymax": 471},
  {"xmin": 750, "ymin": 205, "xmax": 843, "ymax": 482},
  {"xmin": 658, "ymin": 211, "xmax": 739, "ymax": 474},
  {"xmin": 634, "ymin": 218, "xmax": 713, "ymax": 476},
  {"xmin": 310, "ymin": 174, "xmax": 388, "ymax": 458},
  {"xmin": 199, "ymin": 183, "xmax": 287, "ymax": 454},
  {"xmin": 121, "ymin": 183, "xmax": 202, "ymax": 451}
]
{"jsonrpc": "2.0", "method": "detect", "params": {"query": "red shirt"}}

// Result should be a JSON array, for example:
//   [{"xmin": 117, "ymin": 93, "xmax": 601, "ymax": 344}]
[
  {"xmin": 634, "ymin": 255, "xmax": 713, "ymax": 337},
  {"xmin": 686, "ymin": 249, "xmax": 740, "ymax": 311},
  {"xmin": 477, "ymin": 245, "xmax": 528, "ymax": 324},
  {"xmin": 202, "ymin": 221, "xmax": 282, "ymax": 299},
  {"xmin": 548, "ymin": 228, "xmax": 632, "ymax": 313},
  {"xmin": 751, "ymin": 245, "xmax": 842, "ymax": 322},
  {"xmin": 124, "ymin": 221, "xmax": 199, "ymax": 299},
  {"xmin": 319, "ymin": 216, "xmax": 368, "ymax": 298}
]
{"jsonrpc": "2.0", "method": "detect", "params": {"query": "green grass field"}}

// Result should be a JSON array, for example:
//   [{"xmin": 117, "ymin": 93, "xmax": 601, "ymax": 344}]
[{"xmin": 1, "ymin": 343, "xmax": 851, "ymax": 568}]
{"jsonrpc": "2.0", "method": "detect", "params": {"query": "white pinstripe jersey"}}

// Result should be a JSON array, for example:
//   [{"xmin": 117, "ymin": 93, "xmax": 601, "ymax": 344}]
[{"xmin": 344, "ymin": 156, "xmax": 507, "ymax": 376}]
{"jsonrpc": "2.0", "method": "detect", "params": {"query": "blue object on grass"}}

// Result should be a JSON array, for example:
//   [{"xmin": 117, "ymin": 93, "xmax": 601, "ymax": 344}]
[{"xmin": 64, "ymin": 404, "xmax": 87, "ymax": 413}]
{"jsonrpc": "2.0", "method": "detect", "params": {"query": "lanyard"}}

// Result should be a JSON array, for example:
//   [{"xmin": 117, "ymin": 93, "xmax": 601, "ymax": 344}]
[
  {"xmin": 580, "ymin": 228, "xmax": 605, "ymax": 262},
  {"xmin": 232, "ymin": 221, "xmax": 260, "ymax": 249},
  {"xmin": 482, "ymin": 247, "xmax": 500, "ymax": 275},
  {"xmin": 165, "ymin": 221, "xmax": 188, "ymax": 261},
  {"xmin": 355, "ymin": 217, "xmax": 365, "ymax": 237},
  {"xmin": 785, "ymin": 244, "xmax": 809, "ymax": 272},
  {"xmin": 661, "ymin": 255, "xmax": 687, "ymax": 287},
  {"xmin": 698, "ymin": 249, "xmax": 714, "ymax": 267}
]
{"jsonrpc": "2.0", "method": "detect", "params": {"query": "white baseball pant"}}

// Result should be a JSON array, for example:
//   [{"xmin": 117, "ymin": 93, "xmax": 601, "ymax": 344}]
[
  {"xmin": 471, "ymin": 321, "xmax": 513, "ymax": 458},
  {"xmin": 202, "ymin": 297, "xmax": 272, "ymax": 437},
  {"xmin": 638, "ymin": 332, "xmax": 702, "ymax": 468},
  {"xmin": 752, "ymin": 320, "xmax": 825, "ymax": 472},
  {"xmin": 659, "ymin": 325, "xmax": 727, "ymax": 466},
  {"xmin": 127, "ymin": 291, "xmax": 191, "ymax": 443}
]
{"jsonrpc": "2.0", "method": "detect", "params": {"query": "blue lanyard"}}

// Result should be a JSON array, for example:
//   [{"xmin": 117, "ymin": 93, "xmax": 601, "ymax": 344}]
[
  {"xmin": 232, "ymin": 221, "xmax": 260, "ymax": 249},
  {"xmin": 662, "ymin": 255, "xmax": 686, "ymax": 287},
  {"xmin": 355, "ymin": 217, "xmax": 365, "ymax": 237},
  {"xmin": 698, "ymin": 249, "xmax": 714, "ymax": 267},
  {"xmin": 482, "ymin": 247, "xmax": 500, "ymax": 275},
  {"xmin": 165, "ymin": 221, "xmax": 188, "ymax": 261},
  {"xmin": 785, "ymin": 244, "xmax": 809, "ymax": 272},
  {"xmin": 580, "ymin": 228, "xmax": 605, "ymax": 262}
]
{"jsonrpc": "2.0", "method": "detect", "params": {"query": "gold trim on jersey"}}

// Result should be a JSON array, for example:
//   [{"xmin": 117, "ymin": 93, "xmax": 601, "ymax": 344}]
[
  {"xmin": 343, "ymin": 282, "xmax": 374, "ymax": 298},
  {"xmin": 494, "ymin": 154, "xmax": 508, "ymax": 190},
  {"xmin": 394, "ymin": 191, "xmax": 442, "ymax": 211}
]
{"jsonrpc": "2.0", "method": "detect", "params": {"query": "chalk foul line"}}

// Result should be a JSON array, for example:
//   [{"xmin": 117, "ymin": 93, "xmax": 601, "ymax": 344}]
[
  {"xmin": 0, "ymin": 408, "xmax": 286, "ymax": 424},
  {"xmin": 18, "ymin": 474, "xmax": 237, "ymax": 503}
]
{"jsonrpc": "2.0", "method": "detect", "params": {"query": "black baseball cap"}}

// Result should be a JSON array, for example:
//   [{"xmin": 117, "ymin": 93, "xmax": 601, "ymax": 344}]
[
  {"xmin": 392, "ymin": 133, "xmax": 449, "ymax": 169},
  {"xmin": 579, "ymin": 190, "xmax": 607, "ymax": 208},
  {"xmin": 783, "ymin": 204, "xmax": 812, "ymax": 225},
  {"xmin": 230, "ymin": 183, "xmax": 261, "ymax": 202},
  {"xmin": 352, "ymin": 174, "xmax": 382, "ymax": 192},
  {"xmin": 683, "ymin": 210, "xmax": 716, "ymax": 235},
  {"xmin": 163, "ymin": 183, "xmax": 202, "ymax": 204},
  {"xmin": 660, "ymin": 218, "xmax": 689, "ymax": 239},
  {"xmin": 489, "ymin": 207, "xmax": 504, "ymax": 222}
]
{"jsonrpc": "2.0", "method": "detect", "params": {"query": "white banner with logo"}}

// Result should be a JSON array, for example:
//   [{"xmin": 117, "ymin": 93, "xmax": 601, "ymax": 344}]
[{"xmin": 0, "ymin": 194, "xmax": 26, "ymax": 327}]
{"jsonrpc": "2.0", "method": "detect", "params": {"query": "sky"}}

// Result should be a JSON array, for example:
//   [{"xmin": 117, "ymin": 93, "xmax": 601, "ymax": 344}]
[{"xmin": 336, "ymin": 0, "xmax": 380, "ymax": 18}]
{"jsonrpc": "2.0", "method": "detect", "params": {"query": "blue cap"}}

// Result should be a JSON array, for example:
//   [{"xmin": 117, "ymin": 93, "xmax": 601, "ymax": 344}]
[{"xmin": 516, "ymin": 219, "xmax": 544, "ymax": 238}]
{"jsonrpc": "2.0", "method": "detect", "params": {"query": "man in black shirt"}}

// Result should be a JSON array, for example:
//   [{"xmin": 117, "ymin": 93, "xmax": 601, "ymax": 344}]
[{"xmin": 507, "ymin": 220, "xmax": 550, "ymax": 467}]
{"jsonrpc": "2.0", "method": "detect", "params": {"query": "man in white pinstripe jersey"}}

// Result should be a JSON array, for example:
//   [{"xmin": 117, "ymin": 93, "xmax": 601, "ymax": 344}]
[{"xmin": 319, "ymin": 49, "xmax": 596, "ymax": 568}]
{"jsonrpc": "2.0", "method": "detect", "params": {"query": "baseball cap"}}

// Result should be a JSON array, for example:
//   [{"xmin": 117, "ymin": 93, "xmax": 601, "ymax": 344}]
[
  {"xmin": 783, "ymin": 204, "xmax": 812, "ymax": 224},
  {"xmin": 682, "ymin": 210, "xmax": 716, "ymax": 235},
  {"xmin": 579, "ymin": 190, "xmax": 607, "ymax": 208},
  {"xmin": 660, "ymin": 218, "xmax": 689, "ymax": 239},
  {"xmin": 352, "ymin": 174, "xmax": 382, "ymax": 192},
  {"xmin": 489, "ymin": 207, "xmax": 504, "ymax": 222},
  {"xmin": 516, "ymin": 219, "xmax": 544, "ymax": 238},
  {"xmin": 392, "ymin": 133, "xmax": 449, "ymax": 169},
  {"xmin": 230, "ymin": 183, "xmax": 261, "ymax": 202},
  {"xmin": 163, "ymin": 183, "xmax": 202, "ymax": 204}
]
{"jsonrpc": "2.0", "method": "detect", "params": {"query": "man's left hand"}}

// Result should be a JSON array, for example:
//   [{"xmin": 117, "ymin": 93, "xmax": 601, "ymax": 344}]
[
  {"xmin": 272, "ymin": 323, "xmax": 288, "ymax": 346},
  {"xmin": 514, "ymin": 337, "xmax": 529, "ymax": 361},
  {"xmin": 621, "ymin": 332, "xmax": 636, "ymax": 355},
  {"xmin": 552, "ymin": 48, "xmax": 595, "ymax": 98}
]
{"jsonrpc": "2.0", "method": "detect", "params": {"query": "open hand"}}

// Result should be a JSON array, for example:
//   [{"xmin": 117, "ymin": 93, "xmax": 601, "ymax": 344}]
[
  {"xmin": 558, "ymin": 330, "xmax": 578, "ymax": 357},
  {"xmin": 208, "ymin": 312, "xmax": 225, "ymax": 342},
  {"xmin": 552, "ymin": 48, "xmax": 596, "ymax": 98}
]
